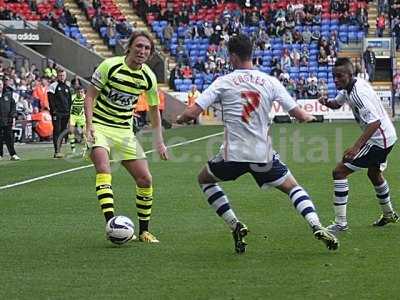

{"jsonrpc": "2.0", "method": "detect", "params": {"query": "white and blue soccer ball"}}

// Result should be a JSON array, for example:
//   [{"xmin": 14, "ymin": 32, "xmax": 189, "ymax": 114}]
[{"xmin": 106, "ymin": 216, "xmax": 135, "ymax": 245}]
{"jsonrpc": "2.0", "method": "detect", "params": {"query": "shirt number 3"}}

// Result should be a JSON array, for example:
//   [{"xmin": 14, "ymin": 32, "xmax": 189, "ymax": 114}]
[{"xmin": 241, "ymin": 91, "xmax": 260, "ymax": 123}]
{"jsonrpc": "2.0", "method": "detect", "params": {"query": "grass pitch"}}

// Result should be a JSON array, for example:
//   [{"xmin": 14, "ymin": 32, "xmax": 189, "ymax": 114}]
[{"xmin": 1, "ymin": 123, "xmax": 399, "ymax": 299}]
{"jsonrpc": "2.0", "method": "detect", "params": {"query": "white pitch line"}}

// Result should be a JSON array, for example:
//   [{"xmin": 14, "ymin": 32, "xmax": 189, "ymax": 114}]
[{"xmin": 0, "ymin": 131, "xmax": 224, "ymax": 191}]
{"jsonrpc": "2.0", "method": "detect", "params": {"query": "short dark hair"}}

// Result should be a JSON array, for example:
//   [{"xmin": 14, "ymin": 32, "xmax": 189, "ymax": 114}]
[
  {"xmin": 334, "ymin": 57, "xmax": 354, "ymax": 75},
  {"xmin": 126, "ymin": 31, "xmax": 155, "ymax": 55},
  {"xmin": 227, "ymin": 34, "xmax": 253, "ymax": 61}
]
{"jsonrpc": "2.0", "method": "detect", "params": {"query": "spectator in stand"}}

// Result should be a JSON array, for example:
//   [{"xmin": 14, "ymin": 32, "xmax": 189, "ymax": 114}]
[
  {"xmin": 32, "ymin": 77, "xmax": 49, "ymax": 111},
  {"xmin": 306, "ymin": 78, "xmax": 318, "ymax": 99},
  {"xmin": 181, "ymin": 65, "xmax": 193, "ymax": 80},
  {"xmin": 270, "ymin": 62, "xmax": 283, "ymax": 78},
  {"xmin": 162, "ymin": 22, "xmax": 174, "ymax": 50},
  {"xmin": 0, "ymin": 79, "xmax": 19, "ymax": 160},
  {"xmin": 44, "ymin": 61, "xmax": 57, "ymax": 81},
  {"xmin": 392, "ymin": 16, "xmax": 400, "ymax": 50},
  {"xmin": 317, "ymin": 79, "xmax": 328, "ymax": 98},
  {"xmin": 193, "ymin": 58, "xmax": 206, "ymax": 73},
  {"xmin": 296, "ymin": 76, "xmax": 307, "ymax": 99},
  {"xmin": 290, "ymin": 48, "xmax": 301, "ymax": 67},
  {"xmin": 318, "ymin": 48, "xmax": 329, "ymax": 65},
  {"xmin": 327, "ymin": 49, "xmax": 337, "ymax": 66},
  {"xmin": 363, "ymin": 45, "xmax": 376, "ymax": 82},
  {"xmin": 175, "ymin": 40, "xmax": 188, "ymax": 65},
  {"xmin": 280, "ymin": 48, "xmax": 291, "ymax": 69},
  {"xmin": 282, "ymin": 29, "xmax": 293, "ymax": 44},
  {"xmin": 302, "ymin": 26, "xmax": 312, "ymax": 44},
  {"xmin": 286, "ymin": 79, "xmax": 297, "ymax": 98},
  {"xmin": 0, "ymin": 31, "xmax": 13, "ymax": 59},
  {"xmin": 376, "ymin": 13, "xmax": 386, "ymax": 37}
]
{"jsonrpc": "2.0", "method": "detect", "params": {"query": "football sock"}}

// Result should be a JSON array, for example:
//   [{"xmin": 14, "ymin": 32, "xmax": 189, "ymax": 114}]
[
  {"xmin": 136, "ymin": 186, "xmax": 153, "ymax": 234},
  {"xmin": 288, "ymin": 186, "xmax": 321, "ymax": 228},
  {"xmin": 333, "ymin": 179, "xmax": 349, "ymax": 225},
  {"xmin": 201, "ymin": 183, "xmax": 238, "ymax": 230},
  {"xmin": 68, "ymin": 133, "xmax": 76, "ymax": 152},
  {"xmin": 96, "ymin": 173, "xmax": 114, "ymax": 222},
  {"xmin": 374, "ymin": 181, "xmax": 394, "ymax": 215}
]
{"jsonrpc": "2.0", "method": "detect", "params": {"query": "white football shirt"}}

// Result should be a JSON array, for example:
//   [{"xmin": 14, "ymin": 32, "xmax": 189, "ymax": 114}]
[
  {"xmin": 334, "ymin": 78, "xmax": 397, "ymax": 148},
  {"xmin": 196, "ymin": 69, "xmax": 298, "ymax": 163}
]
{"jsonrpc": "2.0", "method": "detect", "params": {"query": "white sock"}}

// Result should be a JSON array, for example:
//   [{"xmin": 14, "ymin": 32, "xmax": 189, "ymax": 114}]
[
  {"xmin": 201, "ymin": 183, "xmax": 238, "ymax": 230},
  {"xmin": 289, "ymin": 186, "xmax": 321, "ymax": 228},
  {"xmin": 375, "ymin": 181, "xmax": 394, "ymax": 215},
  {"xmin": 333, "ymin": 179, "xmax": 349, "ymax": 225}
]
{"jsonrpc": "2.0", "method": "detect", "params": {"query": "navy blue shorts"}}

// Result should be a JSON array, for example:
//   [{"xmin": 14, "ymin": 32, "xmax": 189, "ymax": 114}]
[
  {"xmin": 207, "ymin": 153, "xmax": 291, "ymax": 189},
  {"xmin": 344, "ymin": 144, "xmax": 394, "ymax": 171}
]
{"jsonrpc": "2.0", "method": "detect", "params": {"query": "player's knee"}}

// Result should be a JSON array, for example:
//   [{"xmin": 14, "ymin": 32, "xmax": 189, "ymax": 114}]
[
  {"xmin": 332, "ymin": 169, "xmax": 346, "ymax": 180},
  {"xmin": 136, "ymin": 174, "xmax": 152, "ymax": 187},
  {"xmin": 367, "ymin": 169, "xmax": 383, "ymax": 184}
]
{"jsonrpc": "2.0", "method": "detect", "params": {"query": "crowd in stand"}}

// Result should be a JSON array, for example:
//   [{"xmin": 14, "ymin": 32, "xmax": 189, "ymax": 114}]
[
  {"xmin": 75, "ymin": 0, "xmax": 137, "ymax": 50},
  {"xmin": 0, "ymin": 34, "xmax": 85, "ymax": 145},
  {"xmin": 135, "ymin": 0, "xmax": 369, "ymax": 99}
]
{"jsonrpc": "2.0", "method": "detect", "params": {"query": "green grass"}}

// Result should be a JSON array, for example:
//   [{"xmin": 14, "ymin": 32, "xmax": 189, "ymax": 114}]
[{"xmin": 1, "ymin": 123, "xmax": 399, "ymax": 299}]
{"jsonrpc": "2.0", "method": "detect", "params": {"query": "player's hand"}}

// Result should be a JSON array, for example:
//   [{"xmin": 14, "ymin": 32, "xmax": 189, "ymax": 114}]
[
  {"xmin": 156, "ymin": 142, "xmax": 169, "ymax": 160},
  {"xmin": 176, "ymin": 114, "xmax": 184, "ymax": 124},
  {"xmin": 342, "ymin": 146, "xmax": 360, "ymax": 162},
  {"xmin": 304, "ymin": 114, "xmax": 316, "ymax": 123},
  {"xmin": 86, "ymin": 125, "xmax": 96, "ymax": 145},
  {"xmin": 318, "ymin": 96, "xmax": 328, "ymax": 106}
]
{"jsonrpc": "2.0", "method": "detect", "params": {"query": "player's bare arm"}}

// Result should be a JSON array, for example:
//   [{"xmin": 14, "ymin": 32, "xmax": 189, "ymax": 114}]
[
  {"xmin": 176, "ymin": 103, "xmax": 203, "ymax": 124},
  {"xmin": 343, "ymin": 120, "xmax": 381, "ymax": 161},
  {"xmin": 288, "ymin": 106, "xmax": 316, "ymax": 122},
  {"xmin": 318, "ymin": 96, "xmax": 342, "ymax": 109},
  {"xmin": 149, "ymin": 105, "xmax": 168, "ymax": 160},
  {"xmin": 84, "ymin": 85, "xmax": 98, "ymax": 144}
]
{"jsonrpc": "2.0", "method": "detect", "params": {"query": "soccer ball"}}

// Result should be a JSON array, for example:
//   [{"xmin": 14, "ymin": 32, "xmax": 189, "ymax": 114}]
[{"xmin": 106, "ymin": 216, "xmax": 135, "ymax": 245}]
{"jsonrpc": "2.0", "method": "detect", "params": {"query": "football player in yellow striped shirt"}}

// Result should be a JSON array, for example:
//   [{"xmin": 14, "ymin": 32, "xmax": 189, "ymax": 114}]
[{"xmin": 84, "ymin": 31, "xmax": 168, "ymax": 243}]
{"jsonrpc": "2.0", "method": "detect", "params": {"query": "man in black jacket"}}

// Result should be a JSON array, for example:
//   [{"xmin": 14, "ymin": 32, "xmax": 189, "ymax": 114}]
[
  {"xmin": 363, "ymin": 45, "xmax": 376, "ymax": 82},
  {"xmin": 48, "ymin": 69, "xmax": 72, "ymax": 158},
  {"xmin": 0, "ymin": 78, "xmax": 19, "ymax": 160}
]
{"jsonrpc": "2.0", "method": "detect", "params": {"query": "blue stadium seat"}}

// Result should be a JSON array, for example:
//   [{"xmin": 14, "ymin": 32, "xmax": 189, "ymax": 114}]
[
  {"xmin": 348, "ymin": 25, "xmax": 358, "ymax": 32},
  {"xmin": 174, "ymin": 79, "xmax": 183, "ymax": 86},
  {"xmin": 299, "ymin": 72, "xmax": 308, "ymax": 78},
  {"xmin": 330, "ymin": 25, "xmax": 339, "ymax": 32},
  {"xmin": 300, "ymin": 66, "xmax": 308, "ymax": 72},
  {"xmin": 348, "ymin": 32, "xmax": 357, "ymax": 43},
  {"xmin": 309, "ymin": 66, "xmax": 318, "ymax": 73},
  {"xmin": 330, "ymin": 19, "xmax": 339, "ymax": 26},
  {"xmin": 339, "ymin": 32, "xmax": 348, "ymax": 43}
]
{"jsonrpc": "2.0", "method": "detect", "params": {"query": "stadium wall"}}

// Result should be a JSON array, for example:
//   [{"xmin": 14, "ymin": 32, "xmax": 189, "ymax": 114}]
[
  {"xmin": 6, "ymin": 36, "xmax": 90, "ymax": 85},
  {"xmin": 34, "ymin": 22, "xmax": 103, "ymax": 80}
]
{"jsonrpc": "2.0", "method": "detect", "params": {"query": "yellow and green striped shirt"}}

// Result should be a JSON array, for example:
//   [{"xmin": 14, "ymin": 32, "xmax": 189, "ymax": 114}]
[
  {"xmin": 91, "ymin": 56, "xmax": 159, "ymax": 129},
  {"xmin": 70, "ymin": 94, "xmax": 85, "ymax": 116}
]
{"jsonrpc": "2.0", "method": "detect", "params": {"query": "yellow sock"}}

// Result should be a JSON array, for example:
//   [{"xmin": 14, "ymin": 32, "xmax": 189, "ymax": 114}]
[
  {"xmin": 136, "ymin": 186, "xmax": 153, "ymax": 233},
  {"xmin": 96, "ymin": 173, "xmax": 114, "ymax": 222}
]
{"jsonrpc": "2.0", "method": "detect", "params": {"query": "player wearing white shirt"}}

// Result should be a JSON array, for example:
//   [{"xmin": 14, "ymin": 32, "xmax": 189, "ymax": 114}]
[
  {"xmin": 319, "ymin": 57, "xmax": 398, "ymax": 234},
  {"xmin": 177, "ymin": 34, "xmax": 338, "ymax": 254}
]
